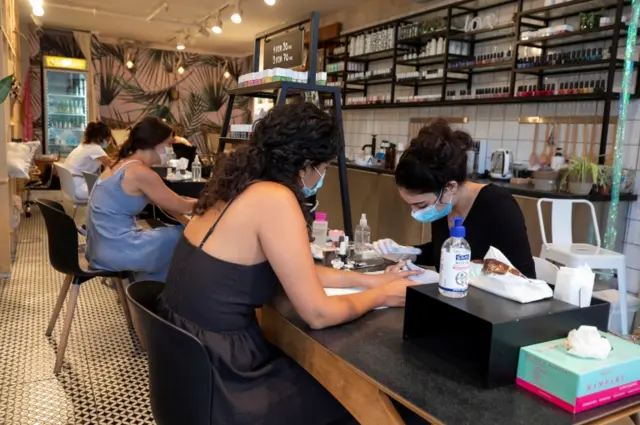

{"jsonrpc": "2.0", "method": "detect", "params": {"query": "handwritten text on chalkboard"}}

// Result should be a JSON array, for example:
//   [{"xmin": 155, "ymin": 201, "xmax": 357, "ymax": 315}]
[{"xmin": 264, "ymin": 30, "xmax": 304, "ymax": 69}]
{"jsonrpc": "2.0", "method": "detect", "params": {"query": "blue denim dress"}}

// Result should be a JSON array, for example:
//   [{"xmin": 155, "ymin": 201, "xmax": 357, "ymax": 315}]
[{"xmin": 85, "ymin": 160, "xmax": 182, "ymax": 281}]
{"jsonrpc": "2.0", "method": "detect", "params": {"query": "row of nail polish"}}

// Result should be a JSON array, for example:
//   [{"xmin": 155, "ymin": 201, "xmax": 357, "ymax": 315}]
[
  {"xmin": 515, "ymin": 80, "xmax": 607, "ymax": 96},
  {"xmin": 450, "ymin": 49, "xmax": 513, "ymax": 69},
  {"xmin": 446, "ymin": 86, "xmax": 510, "ymax": 100},
  {"xmin": 517, "ymin": 48, "xmax": 608, "ymax": 68}
]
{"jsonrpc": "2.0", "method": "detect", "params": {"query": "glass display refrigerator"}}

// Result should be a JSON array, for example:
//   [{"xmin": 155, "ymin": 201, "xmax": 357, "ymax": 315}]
[{"xmin": 42, "ymin": 55, "xmax": 89, "ymax": 156}]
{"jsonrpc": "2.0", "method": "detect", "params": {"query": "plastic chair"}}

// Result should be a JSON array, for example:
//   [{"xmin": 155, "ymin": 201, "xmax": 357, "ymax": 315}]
[
  {"xmin": 126, "ymin": 281, "xmax": 212, "ymax": 425},
  {"xmin": 533, "ymin": 256, "xmax": 559, "ymax": 285},
  {"xmin": 82, "ymin": 171, "xmax": 99, "ymax": 196},
  {"xmin": 37, "ymin": 199, "xmax": 133, "ymax": 373},
  {"xmin": 54, "ymin": 162, "xmax": 88, "ymax": 218},
  {"xmin": 536, "ymin": 198, "xmax": 629, "ymax": 334}
]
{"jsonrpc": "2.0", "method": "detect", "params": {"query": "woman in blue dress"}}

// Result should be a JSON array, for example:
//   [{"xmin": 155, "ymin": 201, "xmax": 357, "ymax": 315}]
[{"xmin": 86, "ymin": 116, "xmax": 196, "ymax": 281}]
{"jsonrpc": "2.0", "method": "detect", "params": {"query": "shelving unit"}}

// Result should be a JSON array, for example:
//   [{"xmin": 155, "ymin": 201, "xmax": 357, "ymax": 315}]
[
  {"xmin": 320, "ymin": 0, "xmax": 639, "ymax": 163},
  {"xmin": 220, "ymin": 12, "xmax": 354, "ymax": 237}
]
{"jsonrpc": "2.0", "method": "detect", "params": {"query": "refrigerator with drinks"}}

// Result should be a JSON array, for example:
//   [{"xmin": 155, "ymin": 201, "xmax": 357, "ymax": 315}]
[{"xmin": 42, "ymin": 55, "xmax": 89, "ymax": 156}]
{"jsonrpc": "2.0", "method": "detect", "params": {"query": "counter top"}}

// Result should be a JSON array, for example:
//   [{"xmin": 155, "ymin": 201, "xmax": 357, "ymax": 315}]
[
  {"xmin": 270, "ymin": 293, "xmax": 640, "ymax": 425},
  {"xmin": 334, "ymin": 163, "xmax": 638, "ymax": 202}
]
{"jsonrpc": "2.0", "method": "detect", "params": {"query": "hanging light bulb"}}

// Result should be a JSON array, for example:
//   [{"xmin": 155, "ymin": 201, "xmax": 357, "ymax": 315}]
[
  {"xmin": 212, "ymin": 17, "xmax": 223, "ymax": 34},
  {"xmin": 176, "ymin": 34, "xmax": 186, "ymax": 50},
  {"xmin": 224, "ymin": 71, "xmax": 231, "ymax": 78},
  {"xmin": 230, "ymin": 1, "xmax": 242, "ymax": 24},
  {"xmin": 264, "ymin": 0, "xmax": 276, "ymax": 5},
  {"xmin": 177, "ymin": 66, "xmax": 185, "ymax": 74},
  {"xmin": 126, "ymin": 60, "xmax": 134, "ymax": 69}
]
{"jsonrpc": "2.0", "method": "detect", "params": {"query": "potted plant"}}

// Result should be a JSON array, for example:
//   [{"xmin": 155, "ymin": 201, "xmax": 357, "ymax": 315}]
[
  {"xmin": 599, "ymin": 166, "xmax": 613, "ymax": 195},
  {"xmin": 562, "ymin": 156, "xmax": 599, "ymax": 195},
  {"xmin": 0, "ymin": 74, "xmax": 14, "ymax": 104}
]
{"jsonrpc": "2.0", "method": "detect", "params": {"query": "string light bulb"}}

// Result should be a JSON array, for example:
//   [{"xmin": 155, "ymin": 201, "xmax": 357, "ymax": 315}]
[
  {"xmin": 177, "ymin": 66, "xmax": 185, "ymax": 74},
  {"xmin": 126, "ymin": 60, "xmax": 134, "ymax": 69},
  {"xmin": 224, "ymin": 71, "xmax": 231, "ymax": 78},
  {"xmin": 264, "ymin": 0, "xmax": 276, "ymax": 5},
  {"xmin": 230, "ymin": 1, "xmax": 242, "ymax": 24}
]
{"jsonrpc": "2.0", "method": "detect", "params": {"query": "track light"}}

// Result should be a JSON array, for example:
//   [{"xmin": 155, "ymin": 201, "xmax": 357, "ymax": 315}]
[
  {"xmin": 230, "ymin": 1, "xmax": 242, "ymax": 24},
  {"xmin": 213, "ymin": 17, "xmax": 223, "ymax": 33},
  {"xmin": 176, "ymin": 35, "xmax": 185, "ymax": 50},
  {"xmin": 264, "ymin": 0, "xmax": 276, "ymax": 5}
]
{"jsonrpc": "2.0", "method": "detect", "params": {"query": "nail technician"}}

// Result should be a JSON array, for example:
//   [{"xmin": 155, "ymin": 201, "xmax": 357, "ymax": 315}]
[{"xmin": 373, "ymin": 118, "xmax": 536, "ymax": 279}]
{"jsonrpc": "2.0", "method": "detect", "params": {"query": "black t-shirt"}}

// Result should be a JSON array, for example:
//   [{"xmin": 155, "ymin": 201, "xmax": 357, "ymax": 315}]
[{"xmin": 415, "ymin": 184, "xmax": 536, "ymax": 279}]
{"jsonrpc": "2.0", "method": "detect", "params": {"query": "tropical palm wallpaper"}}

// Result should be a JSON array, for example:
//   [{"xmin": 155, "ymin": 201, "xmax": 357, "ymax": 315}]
[{"xmin": 29, "ymin": 26, "xmax": 252, "ymax": 154}]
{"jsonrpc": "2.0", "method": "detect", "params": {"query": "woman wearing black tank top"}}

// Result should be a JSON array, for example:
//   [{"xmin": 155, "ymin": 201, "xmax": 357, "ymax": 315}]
[{"xmin": 158, "ymin": 103, "xmax": 421, "ymax": 425}]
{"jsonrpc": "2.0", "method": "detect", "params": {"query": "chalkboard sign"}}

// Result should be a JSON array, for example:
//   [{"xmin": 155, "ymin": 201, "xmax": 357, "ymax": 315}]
[{"xmin": 263, "ymin": 30, "xmax": 304, "ymax": 70}]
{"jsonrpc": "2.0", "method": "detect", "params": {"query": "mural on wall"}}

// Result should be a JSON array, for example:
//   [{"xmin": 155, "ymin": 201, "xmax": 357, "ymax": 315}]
[{"xmin": 29, "ymin": 26, "xmax": 252, "ymax": 154}]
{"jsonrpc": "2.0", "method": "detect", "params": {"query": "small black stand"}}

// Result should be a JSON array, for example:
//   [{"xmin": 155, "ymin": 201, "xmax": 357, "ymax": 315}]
[{"xmin": 217, "ymin": 12, "xmax": 353, "ymax": 237}]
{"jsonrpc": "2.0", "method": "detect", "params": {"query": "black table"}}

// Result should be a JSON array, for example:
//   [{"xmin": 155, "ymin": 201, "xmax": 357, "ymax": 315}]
[{"xmin": 263, "ymin": 294, "xmax": 640, "ymax": 425}]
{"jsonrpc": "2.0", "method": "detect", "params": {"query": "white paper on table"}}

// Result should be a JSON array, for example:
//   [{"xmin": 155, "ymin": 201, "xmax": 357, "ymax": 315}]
[{"xmin": 324, "ymin": 287, "xmax": 387, "ymax": 309}]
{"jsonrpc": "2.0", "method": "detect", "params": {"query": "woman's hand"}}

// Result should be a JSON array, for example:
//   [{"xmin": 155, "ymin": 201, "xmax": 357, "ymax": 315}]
[
  {"xmin": 364, "ymin": 264, "xmax": 422, "ymax": 288},
  {"xmin": 378, "ymin": 278, "xmax": 416, "ymax": 307}
]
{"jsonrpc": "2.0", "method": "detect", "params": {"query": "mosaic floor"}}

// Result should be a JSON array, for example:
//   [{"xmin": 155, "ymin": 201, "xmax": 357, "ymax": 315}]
[{"xmin": 0, "ymin": 206, "xmax": 155, "ymax": 424}]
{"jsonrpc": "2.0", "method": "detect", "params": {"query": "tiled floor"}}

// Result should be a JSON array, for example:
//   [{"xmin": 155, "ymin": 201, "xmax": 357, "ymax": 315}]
[{"xmin": 0, "ymin": 207, "xmax": 155, "ymax": 424}]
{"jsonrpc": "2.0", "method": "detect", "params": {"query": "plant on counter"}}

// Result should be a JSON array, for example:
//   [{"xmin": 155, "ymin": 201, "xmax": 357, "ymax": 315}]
[
  {"xmin": 561, "ymin": 156, "xmax": 600, "ymax": 195},
  {"xmin": 599, "ymin": 165, "xmax": 613, "ymax": 195}
]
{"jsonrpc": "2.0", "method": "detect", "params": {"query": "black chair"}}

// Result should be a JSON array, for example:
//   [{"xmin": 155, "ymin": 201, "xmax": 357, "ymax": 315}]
[
  {"xmin": 126, "ymin": 281, "xmax": 212, "ymax": 425},
  {"xmin": 82, "ymin": 171, "xmax": 99, "ymax": 195},
  {"xmin": 37, "ymin": 199, "xmax": 134, "ymax": 373}
]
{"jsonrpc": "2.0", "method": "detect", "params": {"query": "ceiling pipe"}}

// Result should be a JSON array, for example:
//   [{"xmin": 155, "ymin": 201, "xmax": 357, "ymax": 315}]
[{"xmin": 146, "ymin": 1, "xmax": 169, "ymax": 22}]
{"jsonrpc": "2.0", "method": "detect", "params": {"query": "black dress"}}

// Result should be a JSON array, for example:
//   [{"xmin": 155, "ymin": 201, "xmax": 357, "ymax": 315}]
[
  {"xmin": 415, "ymin": 184, "xmax": 536, "ymax": 279},
  {"xmin": 157, "ymin": 197, "xmax": 356, "ymax": 425}
]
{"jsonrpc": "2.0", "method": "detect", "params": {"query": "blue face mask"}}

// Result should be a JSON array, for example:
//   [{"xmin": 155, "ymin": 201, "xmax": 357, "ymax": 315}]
[
  {"xmin": 302, "ymin": 167, "xmax": 326, "ymax": 198},
  {"xmin": 411, "ymin": 190, "xmax": 452, "ymax": 223}
]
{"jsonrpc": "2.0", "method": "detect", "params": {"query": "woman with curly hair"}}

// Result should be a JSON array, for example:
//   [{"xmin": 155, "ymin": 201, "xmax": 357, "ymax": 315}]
[
  {"xmin": 373, "ymin": 118, "xmax": 535, "ymax": 278},
  {"xmin": 158, "ymin": 103, "xmax": 419, "ymax": 425}
]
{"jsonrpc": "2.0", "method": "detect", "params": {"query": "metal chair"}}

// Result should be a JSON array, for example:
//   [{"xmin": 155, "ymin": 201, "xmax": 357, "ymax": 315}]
[
  {"xmin": 82, "ymin": 171, "xmax": 99, "ymax": 196},
  {"xmin": 126, "ymin": 281, "xmax": 212, "ymax": 425},
  {"xmin": 537, "ymin": 198, "xmax": 629, "ymax": 334},
  {"xmin": 37, "ymin": 199, "xmax": 133, "ymax": 373},
  {"xmin": 53, "ymin": 162, "xmax": 88, "ymax": 219}
]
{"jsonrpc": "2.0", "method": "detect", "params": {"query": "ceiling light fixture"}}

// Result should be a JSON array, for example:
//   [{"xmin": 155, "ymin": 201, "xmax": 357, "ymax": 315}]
[
  {"xmin": 32, "ymin": 5, "xmax": 45, "ymax": 16},
  {"xmin": 212, "ymin": 16, "xmax": 223, "ymax": 34},
  {"xmin": 126, "ymin": 60, "xmax": 134, "ymax": 69},
  {"xmin": 177, "ymin": 66, "xmax": 185, "ymax": 74},
  {"xmin": 176, "ymin": 34, "xmax": 186, "ymax": 50},
  {"xmin": 224, "ymin": 71, "xmax": 231, "ymax": 78},
  {"xmin": 230, "ymin": 1, "xmax": 242, "ymax": 24},
  {"xmin": 264, "ymin": 0, "xmax": 276, "ymax": 5}
]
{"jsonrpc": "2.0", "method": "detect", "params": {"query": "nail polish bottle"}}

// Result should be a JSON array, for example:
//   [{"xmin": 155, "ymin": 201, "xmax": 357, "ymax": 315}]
[
  {"xmin": 552, "ymin": 83, "xmax": 558, "ymax": 96},
  {"xmin": 504, "ymin": 86, "xmax": 509, "ymax": 97},
  {"xmin": 579, "ymin": 81, "xmax": 585, "ymax": 94},
  {"xmin": 587, "ymin": 80, "xmax": 594, "ymax": 94}
]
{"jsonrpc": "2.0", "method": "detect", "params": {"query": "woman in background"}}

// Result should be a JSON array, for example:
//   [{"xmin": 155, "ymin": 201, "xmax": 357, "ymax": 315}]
[
  {"xmin": 64, "ymin": 121, "xmax": 113, "ymax": 199},
  {"xmin": 373, "ymin": 118, "xmax": 535, "ymax": 278},
  {"xmin": 86, "ymin": 116, "xmax": 196, "ymax": 281}
]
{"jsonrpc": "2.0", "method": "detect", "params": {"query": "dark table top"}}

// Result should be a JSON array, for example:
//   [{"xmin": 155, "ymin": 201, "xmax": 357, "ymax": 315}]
[{"xmin": 270, "ymin": 294, "xmax": 640, "ymax": 425}]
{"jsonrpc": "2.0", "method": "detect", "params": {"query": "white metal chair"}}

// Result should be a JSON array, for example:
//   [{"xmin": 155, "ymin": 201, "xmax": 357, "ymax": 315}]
[
  {"xmin": 536, "ymin": 198, "xmax": 629, "ymax": 334},
  {"xmin": 533, "ymin": 256, "xmax": 559, "ymax": 285},
  {"xmin": 54, "ymin": 162, "xmax": 88, "ymax": 219}
]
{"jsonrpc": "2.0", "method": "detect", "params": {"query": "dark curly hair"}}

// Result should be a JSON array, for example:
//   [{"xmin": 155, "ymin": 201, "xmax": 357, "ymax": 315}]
[
  {"xmin": 395, "ymin": 117, "xmax": 473, "ymax": 194},
  {"xmin": 195, "ymin": 102, "xmax": 341, "ymax": 215},
  {"xmin": 116, "ymin": 116, "xmax": 173, "ymax": 164},
  {"xmin": 83, "ymin": 121, "xmax": 112, "ymax": 145}
]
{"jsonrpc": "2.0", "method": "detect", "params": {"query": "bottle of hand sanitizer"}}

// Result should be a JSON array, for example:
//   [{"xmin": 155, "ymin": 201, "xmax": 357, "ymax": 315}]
[
  {"xmin": 438, "ymin": 217, "xmax": 471, "ymax": 298},
  {"xmin": 354, "ymin": 213, "xmax": 370, "ymax": 254}
]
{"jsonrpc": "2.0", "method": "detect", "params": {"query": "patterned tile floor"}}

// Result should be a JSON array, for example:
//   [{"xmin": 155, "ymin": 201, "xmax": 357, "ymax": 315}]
[{"xmin": 0, "ymin": 207, "xmax": 155, "ymax": 424}]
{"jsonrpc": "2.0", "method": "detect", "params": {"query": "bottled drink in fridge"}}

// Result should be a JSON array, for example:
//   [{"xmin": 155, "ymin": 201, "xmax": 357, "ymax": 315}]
[
  {"xmin": 354, "ymin": 213, "xmax": 370, "ymax": 254},
  {"xmin": 191, "ymin": 155, "xmax": 202, "ymax": 181}
]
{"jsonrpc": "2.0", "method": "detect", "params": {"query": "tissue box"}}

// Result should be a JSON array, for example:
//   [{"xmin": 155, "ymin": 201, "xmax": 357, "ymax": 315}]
[
  {"xmin": 403, "ymin": 285, "xmax": 610, "ymax": 388},
  {"xmin": 516, "ymin": 332, "xmax": 640, "ymax": 413}
]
